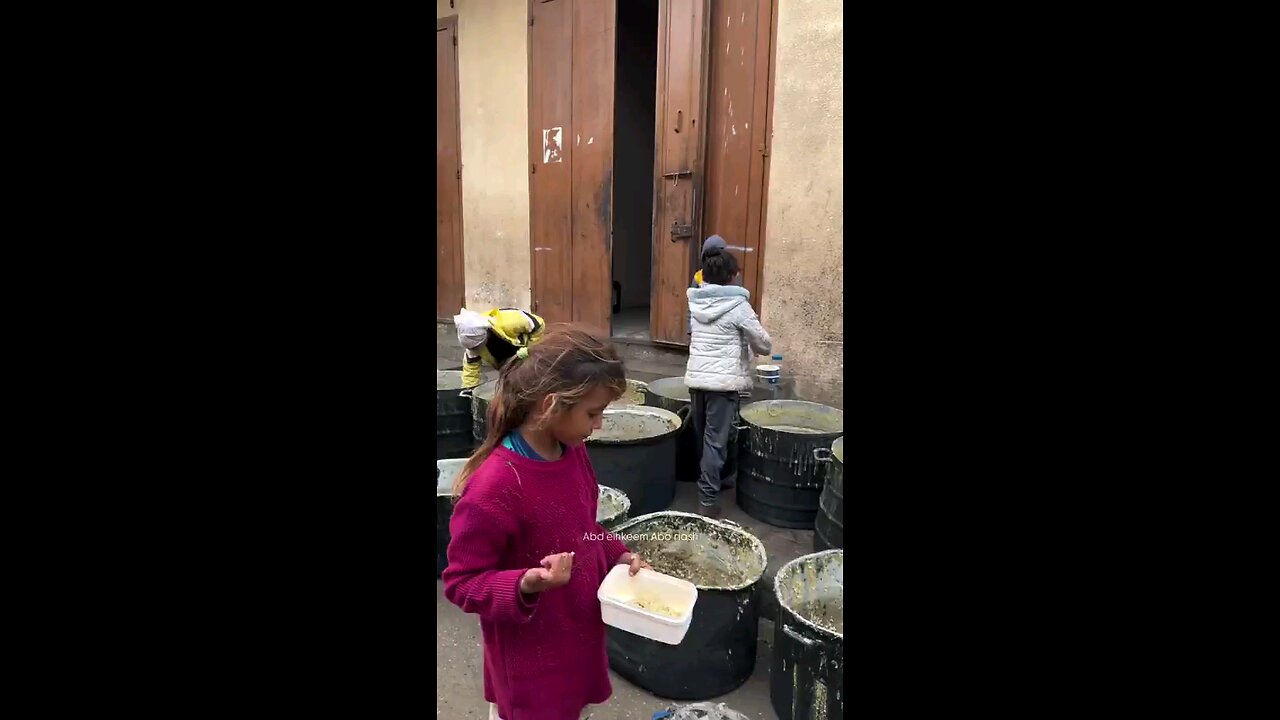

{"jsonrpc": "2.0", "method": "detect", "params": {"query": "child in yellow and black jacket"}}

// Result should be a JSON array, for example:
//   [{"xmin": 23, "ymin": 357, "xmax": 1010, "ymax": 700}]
[{"xmin": 454, "ymin": 307, "xmax": 546, "ymax": 388}]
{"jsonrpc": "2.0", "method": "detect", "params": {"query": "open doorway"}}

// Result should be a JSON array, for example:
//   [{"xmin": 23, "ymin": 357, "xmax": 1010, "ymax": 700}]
[{"xmin": 610, "ymin": 0, "xmax": 659, "ymax": 341}]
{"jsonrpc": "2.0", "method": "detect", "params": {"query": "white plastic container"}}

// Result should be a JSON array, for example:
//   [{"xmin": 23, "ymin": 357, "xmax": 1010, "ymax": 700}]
[{"xmin": 597, "ymin": 565, "xmax": 698, "ymax": 645}]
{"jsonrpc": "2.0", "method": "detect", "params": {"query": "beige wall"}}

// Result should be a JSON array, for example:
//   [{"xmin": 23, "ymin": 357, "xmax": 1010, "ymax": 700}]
[
  {"xmin": 438, "ymin": 0, "xmax": 532, "ymax": 312},
  {"xmin": 759, "ymin": 0, "xmax": 843, "ymax": 406}
]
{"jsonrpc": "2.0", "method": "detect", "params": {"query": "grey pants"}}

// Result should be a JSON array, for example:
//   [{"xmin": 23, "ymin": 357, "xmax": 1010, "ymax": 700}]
[{"xmin": 690, "ymin": 389, "xmax": 740, "ymax": 507}]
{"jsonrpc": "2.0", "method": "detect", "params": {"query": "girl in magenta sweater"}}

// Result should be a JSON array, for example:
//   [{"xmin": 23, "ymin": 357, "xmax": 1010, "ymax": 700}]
[{"xmin": 443, "ymin": 327, "xmax": 651, "ymax": 720}]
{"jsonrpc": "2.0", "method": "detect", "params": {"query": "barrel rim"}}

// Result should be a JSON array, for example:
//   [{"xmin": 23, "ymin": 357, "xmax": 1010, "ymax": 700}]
[
  {"xmin": 833, "ymin": 436, "xmax": 844, "ymax": 464},
  {"xmin": 774, "ymin": 548, "xmax": 844, "ymax": 640},
  {"xmin": 643, "ymin": 376, "xmax": 692, "ymax": 402},
  {"xmin": 596, "ymin": 484, "xmax": 632, "ymax": 524},
  {"xmin": 739, "ymin": 399, "xmax": 843, "ymax": 436},
  {"xmin": 586, "ymin": 405, "xmax": 683, "ymax": 446},
  {"xmin": 608, "ymin": 510, "xmax": 768, "ymax": 591}
]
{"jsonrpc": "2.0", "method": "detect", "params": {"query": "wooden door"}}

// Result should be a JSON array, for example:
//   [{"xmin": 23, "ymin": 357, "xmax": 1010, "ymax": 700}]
[
  {"xmin": 651, "ymin": 0, "xmax": 712, "ymax": 345},
  {"xmin": 703, "ymin": 0, "xmax": 775, "ymax": 312},
  {"xmin": 436, "ymin": 16, "xmax": 466, "ymax": 320},
  {"xmin": 569, "ymin": 1, "xmax": 615, "ymax": 338},
  {"xmin": 527, "ymin": 0, "xmax": 615, "ymax": 339},
  {"xmin": 528, "ymin": 0, "xmax": 574, "ymax": 327}
]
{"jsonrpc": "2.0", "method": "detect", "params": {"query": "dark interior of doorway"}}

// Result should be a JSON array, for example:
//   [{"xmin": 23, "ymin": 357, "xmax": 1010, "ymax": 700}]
[{"xmin": 610, "ymin": 0, "xmax": 659, "ymax": 341}]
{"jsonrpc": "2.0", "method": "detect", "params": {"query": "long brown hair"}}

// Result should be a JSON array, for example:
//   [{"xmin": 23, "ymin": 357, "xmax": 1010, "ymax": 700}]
[{"xmin": 452, "ymin": 325, "xmax": 627, "ymax": 499}]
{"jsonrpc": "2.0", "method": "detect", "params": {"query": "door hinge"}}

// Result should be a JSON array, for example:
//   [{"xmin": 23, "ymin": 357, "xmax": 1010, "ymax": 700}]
[
  {"xmin": 452, "ymin": 35, "xmax": 457, "ymax": 46},
  {"xmin": 530, "ymin": 16, "xmax": 535, "ymax": 26},
  {"xmin": 758, "ymin": 143, "xmax": 769, "ymax": 157},
  {"xmin": 531, "ymin": 163, "xmax": 536, "ymax": 175},
  {"xmin": 456, "ymin": 168, "xmax": 461, "ymax": 180}
]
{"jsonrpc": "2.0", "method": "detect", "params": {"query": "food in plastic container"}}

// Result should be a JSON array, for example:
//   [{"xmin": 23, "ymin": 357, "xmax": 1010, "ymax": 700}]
[{"xmin": 598, "ymin": 565, "xmax": 698, "ymax": 645}]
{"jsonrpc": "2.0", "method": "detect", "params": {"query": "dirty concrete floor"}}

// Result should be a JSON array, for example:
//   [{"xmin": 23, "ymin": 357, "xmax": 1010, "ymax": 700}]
[{"xmin": 437, "ymin": 482, "xmax": 815, "ymax": 720}]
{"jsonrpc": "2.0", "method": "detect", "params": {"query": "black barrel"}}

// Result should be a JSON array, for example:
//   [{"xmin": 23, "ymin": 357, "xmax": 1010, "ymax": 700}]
[
  {"xmin": 436, "ymin": 459, "xmax": 466, "ymax": 577},
  {"xmin": 606, "ymin": 511, "xmax": 768, "ymax": 699},
  {"xmin": 597, "ymin": 485, "xmax": 631, "ymax": 531},
  {"xmin": 643, "ymin": 377, "xmax": 697, "ymax": 483},
  {"xmin": 437, "ymin": 371, "xmax": 474, "ymax": 459},
  {"xmin": 813, "ymin": 437, "xmax": 844, "ymax": 551},
  {"xmin": 612, "ymin": 379, "xmax": 648, "ymax": 407},
  {"xmin": 771, "ymin": 550, "xmax": 843, "ymax": 720},
  {"xmin": 644, "ymin": 377, "xmax": 742, "ymax": 485},
  {"xmin": 470, "ymin": 379, "xmax": 646, "ymax": 443},
  {"xmin": 468, "ymin": 380, "xmax": 497, "ymax": 443},
  {"xmin": 736, "ymin": 400, "xmax": 844, "ymax": 529},
  {"xmin": 585, "ymin": 406, "xmax": 681, "ymax": 515}
]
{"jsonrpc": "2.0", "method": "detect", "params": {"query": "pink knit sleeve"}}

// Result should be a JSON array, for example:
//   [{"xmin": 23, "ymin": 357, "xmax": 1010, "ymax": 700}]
[{"xmin": 442, "ymin": 469, "xmax": 538, "ymax": 623}]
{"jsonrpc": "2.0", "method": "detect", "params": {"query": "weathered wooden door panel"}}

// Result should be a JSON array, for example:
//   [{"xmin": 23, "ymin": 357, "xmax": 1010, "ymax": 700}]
[
  {"xmin": 651, "ymin": 0, "xmax": 711, "ymax": 345},
  {"xmin": 570, "ymin": 0, "xmax": 615, "ymax": 339},
  {"xmin": 704, "ymin": 0, "xmax": 775, "ymax": 312},
  {"xmin": 528, "ymin": 0, "xmax": 615, "ymax": 339},
  {"xmin": 436, "ymin": 16, "xmax": 466, "ymax": 321},
  {"xmin": 528, "ymin": 0, "xmax": 574, "ymax": 325}
]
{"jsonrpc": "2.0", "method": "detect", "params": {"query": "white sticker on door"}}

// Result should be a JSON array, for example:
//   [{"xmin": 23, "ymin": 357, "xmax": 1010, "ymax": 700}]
[{"xmin": 542, "ymin": 127, "xmax": 563, "ymax": 164}]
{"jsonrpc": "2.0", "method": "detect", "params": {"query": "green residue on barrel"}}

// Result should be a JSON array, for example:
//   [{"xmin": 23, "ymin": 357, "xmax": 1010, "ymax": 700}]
[
  {"xmin": 596, "ymin": 486, "xmax": 630, "ymax": 524},
  {"xmin": 777, "ymin": 549, "xmax": 844, "ymax": 638},
  {"xmin": 609, "ymin": 380, "xmax": 648, "ymax": 407},
  {"xmin": 764, "ymin": 425, "xmax": 828, "ymax": 434},
  {"xmin": 614, "ymin": 513, "xmax": 766, "ymax": 590},
  {"xmin": 794, "ymin": 596, "xmax": 844, "ymax": 635},
  {"xmin": 740, "ymin": 401, "xmax": 843, "ymax": 434},
  {"xmin": 588, "ymin": 408, "xmax": 678, "ymax": 442}
]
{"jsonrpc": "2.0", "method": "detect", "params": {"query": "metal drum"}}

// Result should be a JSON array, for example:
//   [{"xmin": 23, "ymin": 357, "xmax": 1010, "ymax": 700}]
[
  {"xmin": 597, "ymin": 485, "xmax": 631, "ymax": 531},
  {"xmin": 643, "ymin": 377, "xmax": 697, "ymax": 483},
  {"xmin": 735, "ymin": 400, "xmax": 844, "ymax": 528},
  {"xmin": 771, "ymin": 550, "xmax": 844, "ymax": 720},
  {"xmin": 437, "ymin": 371, "xmax": 474, "ymax": 459},
  {"xmin": 585, "ymin": 406, "xmax": 682, "ymax": 515},
  {"xmin": 813, "ymin": 437, "xmax": 844, "ymax": 551},
  {"xmin": 606, "ymin": 511, "xmax": 768, "ymax": 699}
]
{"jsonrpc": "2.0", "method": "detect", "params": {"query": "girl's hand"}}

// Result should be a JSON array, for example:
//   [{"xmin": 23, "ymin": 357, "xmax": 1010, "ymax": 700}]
[
  {"xmin": 520, "ymin": 552, "xmax": 575, "ymax": 594},
  {"xmin": 618, "ymin": 552, "xmax": 652, "ymax": 576}
]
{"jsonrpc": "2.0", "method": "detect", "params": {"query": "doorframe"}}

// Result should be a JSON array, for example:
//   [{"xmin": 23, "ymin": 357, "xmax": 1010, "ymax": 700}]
[
  {"xmin": 750, "ymin": 0, "xmax": 779, "ymax": 313},
  {"xmin": 437, "ymin": 14, "xmax": 466, "ymax": 320}
]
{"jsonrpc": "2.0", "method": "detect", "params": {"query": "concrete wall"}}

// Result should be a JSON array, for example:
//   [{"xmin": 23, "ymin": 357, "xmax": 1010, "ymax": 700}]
[
  {"xmin": 437, "ymin": 0, "xmax": 532, "ymax": 312},
  {"xmin": 759, "ymin": 0, "xmax": 843, "ymax": 406}
]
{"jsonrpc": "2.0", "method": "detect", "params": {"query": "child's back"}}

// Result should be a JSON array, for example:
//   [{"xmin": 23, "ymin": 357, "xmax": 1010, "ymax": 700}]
[{"xmin": 683, "ymin": 248, "xmax": 771, "ymax": 515}]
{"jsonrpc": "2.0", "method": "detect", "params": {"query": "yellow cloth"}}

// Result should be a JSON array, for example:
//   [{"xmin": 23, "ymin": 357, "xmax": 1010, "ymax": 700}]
[{"xmin": 460, "ymin": 308, "xmax": 546, "ymax": 388}]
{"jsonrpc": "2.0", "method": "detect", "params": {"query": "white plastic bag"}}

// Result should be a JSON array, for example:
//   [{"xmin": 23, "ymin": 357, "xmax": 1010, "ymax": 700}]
[
  {"xmin": 663, "ymin": 702, "xmax": 752, "ymax": 720},
  {"xmin": 453, "ymin": 309, "xmax": 491, "ymax": 350}
]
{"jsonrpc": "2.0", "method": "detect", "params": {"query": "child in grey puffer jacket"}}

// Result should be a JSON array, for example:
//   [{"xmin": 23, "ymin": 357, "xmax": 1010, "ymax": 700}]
[{"xmin": 684, "ymin": 246, "xmax": 772, "ymax": 516}]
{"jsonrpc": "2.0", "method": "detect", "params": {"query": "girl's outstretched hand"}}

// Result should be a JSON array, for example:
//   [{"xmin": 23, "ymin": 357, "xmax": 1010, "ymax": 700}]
[
  {"xmin": 520, "ymin": 552, "xmax": 575, "ymax": 594},
  {"xmin": 618, "ymin": 552, "xmax": 652, "ymax": 576}
]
